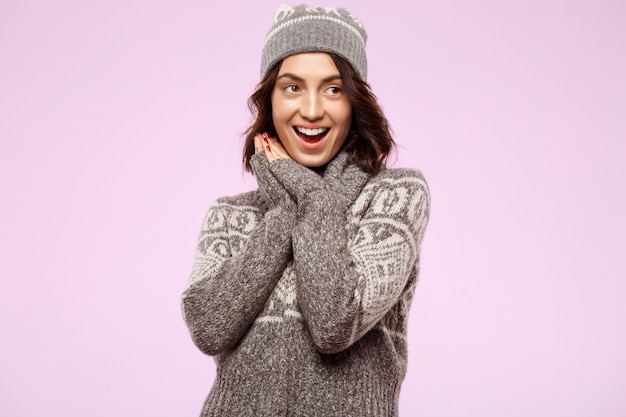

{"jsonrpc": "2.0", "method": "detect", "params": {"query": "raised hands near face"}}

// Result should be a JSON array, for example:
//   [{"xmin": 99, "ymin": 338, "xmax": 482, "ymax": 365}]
[{"xmin": 254, "ymin": 132, "xmax": 292, "ymax": 164}]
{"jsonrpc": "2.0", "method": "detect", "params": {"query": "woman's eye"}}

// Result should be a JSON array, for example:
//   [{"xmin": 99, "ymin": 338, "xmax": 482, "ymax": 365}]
[
  {"xmin": 285, "ymin": 85, "xmax": 300, "ymax": 93},
  {"xmin": 325, "ymin": 86, "xmax": 341, "ymax": 95}
]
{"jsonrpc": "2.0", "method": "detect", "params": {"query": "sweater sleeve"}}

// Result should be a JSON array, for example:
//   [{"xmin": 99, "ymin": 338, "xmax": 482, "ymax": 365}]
[
  {"xmin": 181, "ymin": 155, "xmax": 296, "ymax": 356},
  {"xmin": 270, "ymin": 159, "xmax": 430, "ymax": 354}
]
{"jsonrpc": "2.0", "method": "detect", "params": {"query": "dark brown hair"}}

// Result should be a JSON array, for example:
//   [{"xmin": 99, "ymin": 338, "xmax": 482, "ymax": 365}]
[{"xmin": 243, "ymin": 53, "xmax": 395, "ymax": 175}]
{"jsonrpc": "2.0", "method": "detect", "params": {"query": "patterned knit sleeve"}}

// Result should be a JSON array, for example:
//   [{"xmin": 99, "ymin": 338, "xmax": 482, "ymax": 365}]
[
  {"xmin": 271, "ymin": 160, "xmax": 430, "ymax": 354},
  {"xmin": 181, "ymin": 157, "xmax": 297, "ymax": 356}
]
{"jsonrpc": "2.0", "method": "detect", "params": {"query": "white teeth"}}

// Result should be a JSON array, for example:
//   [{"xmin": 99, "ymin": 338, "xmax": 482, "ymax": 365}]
[{"xmin": 295, "ymin": 127, "xmax": 328, "ymax": 136}]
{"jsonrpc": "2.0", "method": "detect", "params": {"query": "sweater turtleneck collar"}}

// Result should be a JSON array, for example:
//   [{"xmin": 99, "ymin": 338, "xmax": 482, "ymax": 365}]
[{"xmin": 320, "ymin": 151, "xmax": 372, "ymax": 210}]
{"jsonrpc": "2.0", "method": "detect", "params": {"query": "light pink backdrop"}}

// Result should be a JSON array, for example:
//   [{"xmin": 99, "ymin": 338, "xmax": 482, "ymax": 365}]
[{"xmin": 1, "ymin": 0, "xmax": 624, "ymax": 416}]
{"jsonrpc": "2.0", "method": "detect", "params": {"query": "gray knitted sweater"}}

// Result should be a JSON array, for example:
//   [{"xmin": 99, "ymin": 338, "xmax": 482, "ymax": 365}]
[{"xmin": 182, "ymin": 151, "xmax": 430, "ymax": 416}]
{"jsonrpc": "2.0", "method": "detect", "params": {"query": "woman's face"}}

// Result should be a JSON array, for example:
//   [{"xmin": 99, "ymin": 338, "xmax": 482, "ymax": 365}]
[{"xmin": 271, "ymin": 52, "xmax": 352, "ymax": 167}]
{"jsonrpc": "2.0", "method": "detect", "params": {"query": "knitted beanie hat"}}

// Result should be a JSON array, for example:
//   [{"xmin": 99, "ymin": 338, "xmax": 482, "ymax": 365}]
[{"xmin": 260, "ymin": 3, "xmax": 368, "ymax": 80}]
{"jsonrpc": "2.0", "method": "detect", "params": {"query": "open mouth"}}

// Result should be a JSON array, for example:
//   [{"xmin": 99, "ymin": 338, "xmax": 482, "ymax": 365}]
[{"xmin": 294, "ymin": 126, "xmax": 329, "ymax": 143}]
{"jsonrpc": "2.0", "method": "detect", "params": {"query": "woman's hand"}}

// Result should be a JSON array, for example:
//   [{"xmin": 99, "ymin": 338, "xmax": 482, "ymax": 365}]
[
  {"xmin": 254, "ymin": 132, "xmax": 291, "ymax": 164},
  {"xmin": 251, "ymin": 132, "xmax": 295, "ymax": 209}
]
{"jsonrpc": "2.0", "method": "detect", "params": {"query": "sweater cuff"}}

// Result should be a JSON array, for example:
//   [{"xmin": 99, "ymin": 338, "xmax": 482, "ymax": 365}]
[
  {"xmin": 251, "ymin": 153, "xmax": 294, "ymax": 208},
  {"xmin": 268, "ymin": 158, "xmax": 325, "ymax": 202}
]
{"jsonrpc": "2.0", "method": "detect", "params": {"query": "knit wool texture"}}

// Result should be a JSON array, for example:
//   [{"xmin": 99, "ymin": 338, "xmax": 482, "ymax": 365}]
[
  {"xmin": 182, "ymin": 152, "xmax": 430, "ymax": 416},
  {"xmin": 260, "ymin": 3, "xmax": 368, "ymax": 80}
]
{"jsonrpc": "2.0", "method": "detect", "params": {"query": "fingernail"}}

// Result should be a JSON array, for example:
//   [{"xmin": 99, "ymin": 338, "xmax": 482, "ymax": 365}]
[
  {"xmin": 266, "ymin": 146, "xmax": 271, "ymax": 152},
  {"xmin": 262, "ymin": 132, "xmax": 269, "ymax": 139},
  {"xmin": 263, "ymin": 137, "xmax": 269, "ymax": 144}
]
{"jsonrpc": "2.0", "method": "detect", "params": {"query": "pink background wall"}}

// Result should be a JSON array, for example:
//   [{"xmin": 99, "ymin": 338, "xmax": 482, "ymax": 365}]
[{"xmin": 1, "ymin": 0, "xmax": 624, "ymax": 415}]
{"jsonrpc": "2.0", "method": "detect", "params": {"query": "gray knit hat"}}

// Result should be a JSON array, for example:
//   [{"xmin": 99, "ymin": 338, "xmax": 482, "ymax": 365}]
[{"xmin": 260, "ymin": 4, "xmax": 368, "ymax": 80}]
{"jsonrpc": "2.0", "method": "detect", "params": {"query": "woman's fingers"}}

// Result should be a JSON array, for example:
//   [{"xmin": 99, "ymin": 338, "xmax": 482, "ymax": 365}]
[
  {"xmin": 261, "ymin": 132, "xmax": 291, "ymax": 163},
  {"xmin": 253, "ymin": 134, "xmax": 264, "ymax": 153}
]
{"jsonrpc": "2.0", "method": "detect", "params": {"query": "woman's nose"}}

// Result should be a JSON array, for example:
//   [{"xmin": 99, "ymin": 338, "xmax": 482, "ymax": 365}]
[{"xmin": 301, "ymin": 92, "xmax": 324, "ymax": 120}]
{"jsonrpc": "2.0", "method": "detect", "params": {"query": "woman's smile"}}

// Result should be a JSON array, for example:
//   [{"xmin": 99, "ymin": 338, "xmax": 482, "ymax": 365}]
[{"xmin": 292, "ymin": 126, "xmax": 330, "ymax": 149}]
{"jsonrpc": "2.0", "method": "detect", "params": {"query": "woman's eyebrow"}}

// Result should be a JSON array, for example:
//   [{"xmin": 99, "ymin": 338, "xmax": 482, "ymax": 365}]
[{"xmin": 277, "ymin": 73, "xmax": 342, "ymax": 83}]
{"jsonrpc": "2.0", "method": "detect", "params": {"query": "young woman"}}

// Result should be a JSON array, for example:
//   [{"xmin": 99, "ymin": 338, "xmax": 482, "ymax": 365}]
[{"xmin": 182, "ymin": 4, "xmax": 430, "ymax": 416}]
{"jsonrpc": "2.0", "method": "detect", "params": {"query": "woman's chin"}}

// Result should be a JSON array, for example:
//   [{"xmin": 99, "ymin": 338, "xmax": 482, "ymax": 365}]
[{"xmin": 292, "ymin": 153, "xmax": 332, "ymax": 168}]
